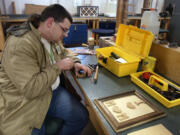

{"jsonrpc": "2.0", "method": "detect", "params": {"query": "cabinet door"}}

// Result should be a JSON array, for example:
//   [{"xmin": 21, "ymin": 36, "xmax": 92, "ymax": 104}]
[{"xmin": 64, "ymin": 24, "xmax": 88, "ymax": 44}]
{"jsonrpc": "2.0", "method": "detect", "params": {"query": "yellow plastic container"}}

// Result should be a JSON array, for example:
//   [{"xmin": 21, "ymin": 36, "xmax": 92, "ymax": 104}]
[
  {"xmin": 130, "ymin": 71, "xmax": 180, "ymax": 108},
  {"xmin": 142, "ymin": 56, "xmax": 156, "ymax": 71},
  {"xmin": 96, "ymin": 24, "xmax": 154, "ymax": 77}
]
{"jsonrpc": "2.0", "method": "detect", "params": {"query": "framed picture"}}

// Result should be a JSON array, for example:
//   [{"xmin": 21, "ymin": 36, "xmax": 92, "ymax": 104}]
[{"xmin": 94, "ymin": 90, "xmax": 166, "ymax": 132}]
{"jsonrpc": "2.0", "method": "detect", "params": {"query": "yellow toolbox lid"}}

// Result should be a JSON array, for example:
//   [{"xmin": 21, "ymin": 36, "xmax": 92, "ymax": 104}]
[{"xmin": 115, "ymin": 24, "xmax": 154, "ymax": 59}]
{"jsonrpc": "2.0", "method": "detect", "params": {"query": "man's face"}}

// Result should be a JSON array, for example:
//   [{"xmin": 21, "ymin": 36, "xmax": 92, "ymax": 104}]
[{"xmin": 48, "ymin": 18, "xmax": 71, "ymax": 43}]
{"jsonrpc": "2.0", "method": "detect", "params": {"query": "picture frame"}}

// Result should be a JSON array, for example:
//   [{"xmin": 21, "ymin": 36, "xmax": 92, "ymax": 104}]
[{"xmin": 94, "ymin": 90, "xmax": 166, "ymax": 132}]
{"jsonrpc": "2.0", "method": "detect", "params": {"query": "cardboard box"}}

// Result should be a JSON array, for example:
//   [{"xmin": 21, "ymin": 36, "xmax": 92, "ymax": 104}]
[{"xmin": 151, "ymin": 43, "xmax": 180, "ymax": 84}]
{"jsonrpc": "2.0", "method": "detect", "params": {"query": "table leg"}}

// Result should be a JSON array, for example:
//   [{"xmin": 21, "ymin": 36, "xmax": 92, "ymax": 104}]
[
  {"xmin": 92, "ymin": 20, "xmax": 96, "ymax": 29},
  {"xmin": 95, "ymin": 19, "xmax": 100, "ymax": 45},
  {"xmin": 164, "ymin": 19, "xmax": 170, "ymax": 40},
  {"xmin": 135, "ymin": 20, "xmax": 139, "ymax": 27}
]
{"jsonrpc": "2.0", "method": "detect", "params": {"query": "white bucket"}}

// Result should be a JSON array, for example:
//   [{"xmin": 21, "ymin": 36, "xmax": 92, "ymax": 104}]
[{"xmin": 141, "ymin": 10, "xmax": 160, "ymax": 39}]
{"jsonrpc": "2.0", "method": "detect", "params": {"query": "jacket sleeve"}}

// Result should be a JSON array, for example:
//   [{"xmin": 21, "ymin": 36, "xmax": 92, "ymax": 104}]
[{"xmin": 2, "ymin": 37, "xmax": 61, "ymax": 99}]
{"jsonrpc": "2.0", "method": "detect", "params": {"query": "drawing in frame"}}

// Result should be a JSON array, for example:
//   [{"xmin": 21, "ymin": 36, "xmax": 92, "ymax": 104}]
[{"xmin": 94, "ymin": 90, "xmax": 166, "ymax": 132}]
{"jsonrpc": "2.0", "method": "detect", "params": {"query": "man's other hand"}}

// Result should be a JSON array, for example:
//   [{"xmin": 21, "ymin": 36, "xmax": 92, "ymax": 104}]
[{"xmin": 56, "ymin": 58, "xmax": 74, "ymax": 71}]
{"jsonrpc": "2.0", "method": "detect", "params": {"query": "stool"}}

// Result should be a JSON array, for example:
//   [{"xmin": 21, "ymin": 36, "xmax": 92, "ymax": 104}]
[{"xmin": 92, "ymin": 29, "xmax": 115, "ymax": 45}]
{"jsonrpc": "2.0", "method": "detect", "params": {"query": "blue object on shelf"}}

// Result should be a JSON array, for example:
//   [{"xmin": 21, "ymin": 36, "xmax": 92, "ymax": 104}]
[
  {"xmin": 99, "ymin": 21, "xmax": 116, "ymax": 29},
  {"xmin": 64, "ymin": 24, "xmax": 88, "ymax": 45},
  {"xmin": 92, "ymin": 29, "xmax": 115, "ymax": 35},
  {"xmin": 92, "ymin": 29, "xmax": 115, "ymax": 36},
  {"xmin": 92, "ymin": 21, "xmax": 116, "ymax": 38}
]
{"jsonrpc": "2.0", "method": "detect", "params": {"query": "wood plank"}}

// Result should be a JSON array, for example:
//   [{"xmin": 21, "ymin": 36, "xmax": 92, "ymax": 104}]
[
  {"xmin": 25, "ymin": 4, "xmax": 47, "ymax": 14},
  {"xmin": 128, "ymin": 124, "xmax": 173, "ymax": 135},
  {"xmin": 116, "ymin": 0, "xmax": 123, "ymax": 32}
]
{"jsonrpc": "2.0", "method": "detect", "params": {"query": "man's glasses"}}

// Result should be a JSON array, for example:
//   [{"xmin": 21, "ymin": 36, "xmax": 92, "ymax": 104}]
[{"xmin": 56, "ymin": 23, "xmax": 69, "ymax": 34}]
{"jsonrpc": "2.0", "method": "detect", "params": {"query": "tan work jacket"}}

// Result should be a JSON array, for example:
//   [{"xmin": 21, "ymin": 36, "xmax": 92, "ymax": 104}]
[{"xmin": 0, "ymin": 23, "xmax": 80, "ymax": 135}]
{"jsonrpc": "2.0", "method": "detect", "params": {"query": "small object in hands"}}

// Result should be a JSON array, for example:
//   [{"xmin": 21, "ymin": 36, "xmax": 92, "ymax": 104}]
[
  {"xmin": 77, "ymin": 69, "xmax": 87, "ymax": 78},
  {"xmin": 93, "ymin": 65, "xmax": 99, "ymax": 83},
  {"xmin": 126, "ymin": 102, "xmax": 136, "ymax": 109},
  {"xmin": 79, "ymin": 70, "xmax": 84, "ymax": 74}
]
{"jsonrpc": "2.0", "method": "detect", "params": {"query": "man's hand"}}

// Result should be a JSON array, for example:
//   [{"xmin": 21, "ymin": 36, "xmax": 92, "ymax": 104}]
[
  {"xmin": 56, "ymin": 58, "xmax": 74, "ymax": 71},
  {"xmin": 74, "ymin": 63, "xmax": 92, "ymax": 78}
]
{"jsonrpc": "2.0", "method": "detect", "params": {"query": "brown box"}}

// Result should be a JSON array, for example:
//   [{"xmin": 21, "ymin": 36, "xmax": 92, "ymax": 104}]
[
  {"xmin": 151, "ymin": 43, "xmax": 180, "ymax": 84},
  {"xmin": 25, "ymin": 4, "xmax": 47, "ymax": 14}
]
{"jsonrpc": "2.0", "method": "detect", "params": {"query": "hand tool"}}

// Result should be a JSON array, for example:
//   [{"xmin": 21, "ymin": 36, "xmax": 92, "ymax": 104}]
[{"xmin": 93, "ymin": 65, "xmax": 99, "ymax": 84}]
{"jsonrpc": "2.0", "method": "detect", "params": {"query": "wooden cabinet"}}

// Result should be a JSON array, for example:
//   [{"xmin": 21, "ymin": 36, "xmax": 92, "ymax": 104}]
[{"xmin": 151, "ymin": 43, "xmax": 180, "ymax": 84}]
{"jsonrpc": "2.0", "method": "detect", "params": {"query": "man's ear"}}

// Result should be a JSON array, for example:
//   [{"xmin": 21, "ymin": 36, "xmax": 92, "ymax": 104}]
[{"xmin": 46, "ymin": 17, "xmax": 54, "ymax": 28}]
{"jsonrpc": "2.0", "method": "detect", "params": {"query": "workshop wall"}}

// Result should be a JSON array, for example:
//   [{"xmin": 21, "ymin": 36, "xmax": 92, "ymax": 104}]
[
  {"xmin": 165, "ymin": 0, "xmax": 180, "ymax": 42},
  {"xmin": 0, "ymin": 0, "xmax": 109, "ymax": 15},
  {"xmin": 0, "ymin": 0, "xmax": 144, "ymax": 15}
]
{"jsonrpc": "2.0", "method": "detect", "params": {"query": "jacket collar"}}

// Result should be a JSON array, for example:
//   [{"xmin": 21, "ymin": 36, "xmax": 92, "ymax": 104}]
[{"xmin": 29, "ymin": 23, "xmax": 42, "ymax": 40}]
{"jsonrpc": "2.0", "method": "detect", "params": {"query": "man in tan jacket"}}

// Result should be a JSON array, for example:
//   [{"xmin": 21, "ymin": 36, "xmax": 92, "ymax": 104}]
[{"xmin": 0, "ymin": 4, "xmax": 92, "ymax": 135}]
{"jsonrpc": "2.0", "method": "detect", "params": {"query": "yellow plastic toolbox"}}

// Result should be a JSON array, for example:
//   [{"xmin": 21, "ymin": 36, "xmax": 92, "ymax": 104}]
[
  {"xmin": 96, "ymin": 24, "xmax": 154, "ymax": 77},
  {"xmin": 130, "ymin": 71, "xmax": 180, "ymax": 108}
]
